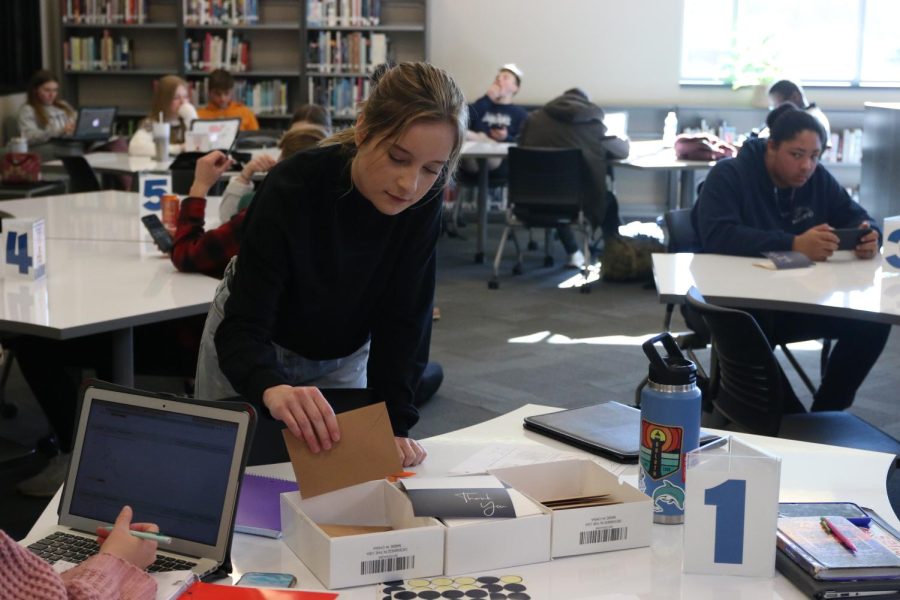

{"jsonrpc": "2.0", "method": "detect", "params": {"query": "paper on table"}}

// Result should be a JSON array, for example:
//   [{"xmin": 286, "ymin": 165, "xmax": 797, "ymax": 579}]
[
  {"xmin": 447, "ymin": 444, "xmax": 583, "ymax": 475},
  {"xmin": 282, "ymin": 402, "xmax": 402, "ymax": 499}
]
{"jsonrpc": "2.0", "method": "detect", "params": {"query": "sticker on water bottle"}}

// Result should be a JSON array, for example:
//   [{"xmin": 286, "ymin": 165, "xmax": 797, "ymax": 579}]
[{"xmin": 638, "ymin": 420, "xmax": 685, "ymax": 518}]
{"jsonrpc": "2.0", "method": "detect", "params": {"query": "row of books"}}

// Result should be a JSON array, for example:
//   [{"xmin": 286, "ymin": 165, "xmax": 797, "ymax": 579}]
[
  {"xmin": 308, "ymin": 76, "xmax": 371, "ymax": 118},
  {"xmin": 184, "ymin": 32, "xmax": 250, "ymax": 72},
  {"xmin": 822, "ymin": 129, "xmax": 863, "ymax": 164},
  {"xmin": 190, "ymin": 78, "xmax": 289, "ymax": 115},
  {"xmin": 306, "ymin": 31, "xmax": 388, "ymax": 74},
  {"xmin": 64, "ymin": 33, "xmax": 133, "ymax": 71},
  {"xmin": 307, "ymin": 0, "xmax": 381, "ymax": 27},
  {"xmin": 184, "ymin": 0, "xmax": 260, "ymax": 25},
  {"xmin": 61, "ymin": 0, "xmax": 147, "ymax": 24}
]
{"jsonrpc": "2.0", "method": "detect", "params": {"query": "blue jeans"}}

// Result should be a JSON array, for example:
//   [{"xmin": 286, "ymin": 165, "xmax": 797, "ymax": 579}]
[{"xmin": 195, "ymin": 257, "xmax": 369, "ymax": 401}]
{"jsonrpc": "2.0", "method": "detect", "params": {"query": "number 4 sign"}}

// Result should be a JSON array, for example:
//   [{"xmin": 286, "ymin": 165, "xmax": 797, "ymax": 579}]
[
  {"xmin": 682, "ymin": 436, "xmax": 781, "ymax": 577},
  {"xmin": 4, "ymin": 218, "xmax": 46, "ymax": 280}
]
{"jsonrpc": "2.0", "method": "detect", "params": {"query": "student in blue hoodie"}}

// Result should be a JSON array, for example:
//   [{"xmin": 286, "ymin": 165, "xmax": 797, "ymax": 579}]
[{"xmin": 692, "ymin": 104, "xmax": 890, "ymax": 412}]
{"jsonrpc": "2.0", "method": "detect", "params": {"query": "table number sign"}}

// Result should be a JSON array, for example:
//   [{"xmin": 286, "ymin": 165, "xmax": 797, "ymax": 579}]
[
  {"xmin": 882, "ymin": 216, "xmax": 900, "ymax": 272},
  {"xmin": 683, "ymin": 436, "xmax": 781, "ymax": 576},
  {"xmin": 3, "ymin": 218, "xmax": 46, "ymax": 280},
  {"xmin": 138, "ymin": 172, "xmax": 172, "ymax": 244}
]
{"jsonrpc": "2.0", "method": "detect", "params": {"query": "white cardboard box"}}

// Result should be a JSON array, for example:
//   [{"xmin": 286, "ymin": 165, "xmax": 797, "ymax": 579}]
[
  {"xmin": 280, "ymin": 479, "xmax": 445, "ymax": 589},
  {"xmin": 441, "ymin": 487, "xmax": 552, "ymax": 575},
  {"xmin": 490, "ymin": 459, "xmax": 652, "ymax": 558}
]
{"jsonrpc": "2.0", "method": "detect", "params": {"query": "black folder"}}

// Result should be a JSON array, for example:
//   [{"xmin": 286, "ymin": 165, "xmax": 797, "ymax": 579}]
[{"xmin": 523, "ymin": 401, "xmax": 719, "ymax": 463}]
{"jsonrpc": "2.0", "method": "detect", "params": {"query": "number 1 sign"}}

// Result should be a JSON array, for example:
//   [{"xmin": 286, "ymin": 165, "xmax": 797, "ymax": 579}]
[{"xmin": 682, "ymin": 436, "xmax": 781, "ymax": 577}]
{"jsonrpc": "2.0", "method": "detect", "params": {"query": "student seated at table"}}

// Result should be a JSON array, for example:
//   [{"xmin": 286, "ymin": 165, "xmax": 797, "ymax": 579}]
[
  {"xmin": 171, "ymin": 125, "xmax": 327, "ymax": 277},
  {"xmin": 691, "ymin": 103, "xmax": 890, "ymax": 412},
  {"xmin": 128, "ymin": 75, "xmax": 198, "ymax": 157},
  {"xmin": 0, "ymin": 505, "xmax": 157, "ymax": 600},
  {"xmin": 289, "ymin": 103, "xmax": 332, "ymax": 133},
  {"xmin": 461, "ymin": 63, "xmax": 527, "ymax": 174},
  {"xmin": 517, "ymin": 87, "xmax": 629, "ymax": 268},
  {"xmin": 17, "ymin": 70, "xmax": 76, "ymax": 148},
  {"xmin": 194, "ymin": 62, "xmax": 466, "ymax": 467},
  {"xmin": 196, "ymin": 69, "xmax": 259, "ymax": 131}
]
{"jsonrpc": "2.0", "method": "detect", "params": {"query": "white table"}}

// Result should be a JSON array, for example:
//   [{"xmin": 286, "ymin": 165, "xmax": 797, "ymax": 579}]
[
  {"xmin": 0, "ymin": 238, "xmax": 218, "ymax": 384},
  {"xmin": 26, "ymin": 404, "xmax": 898, "ymax": 598},
  {"xmin": 0, "ymin": 191, "xmax": 222, "ymax": 242},
  {"xmin": 45, "ymin": 148, "xmax": 280, "ymax": 177},
  {"xmin": 612, "ymin": 140, "xmax": 716, "ymax": 210},
  {"xmin": 652, "ymin": 252, "xmax": 900, "ymax": 325},
  {"xmin": 459, "ymin": 141, "xmax": 512, "ymax": 264}
]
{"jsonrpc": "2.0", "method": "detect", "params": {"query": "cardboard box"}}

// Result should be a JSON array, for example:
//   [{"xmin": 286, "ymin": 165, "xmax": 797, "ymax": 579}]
[
  {"xmin": 490, "ymin": 459, "xmax": 652, "ymax": 558},
  {"xmin": 441, "ymin": 488, "xmax": 552, "ymax": 575},
  {"xmin": 280, "ymin": 479, "xmax": 445, "ymax": 589}
]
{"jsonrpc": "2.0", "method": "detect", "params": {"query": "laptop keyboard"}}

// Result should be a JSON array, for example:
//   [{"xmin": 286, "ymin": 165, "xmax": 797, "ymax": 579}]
[{"xmin": 28, "ymin": 531, "xmax": 197, "ymax": 573}]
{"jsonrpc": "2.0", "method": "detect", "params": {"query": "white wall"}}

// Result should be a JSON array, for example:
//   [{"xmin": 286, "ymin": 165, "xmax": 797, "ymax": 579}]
[{"xmin": 428, "ymin": 0, "xmax": 900, "ymax": 109}]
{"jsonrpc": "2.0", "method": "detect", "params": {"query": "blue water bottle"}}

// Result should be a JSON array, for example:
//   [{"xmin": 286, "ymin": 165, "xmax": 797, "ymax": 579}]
[{"xmin": 638, "ymin": 333, "xmax": 701, "ymax": 524}]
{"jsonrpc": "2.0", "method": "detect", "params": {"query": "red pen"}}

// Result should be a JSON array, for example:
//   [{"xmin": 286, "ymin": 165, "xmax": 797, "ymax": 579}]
[{"xmin": 821, "ymin": 517, "xmax": 858, "ymax": 554}]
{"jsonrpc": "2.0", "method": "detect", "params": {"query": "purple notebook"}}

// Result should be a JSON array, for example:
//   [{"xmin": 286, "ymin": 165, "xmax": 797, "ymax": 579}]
[{"xmin": 234, "ymin": 473, "xmax": 299, "ymax": 538}]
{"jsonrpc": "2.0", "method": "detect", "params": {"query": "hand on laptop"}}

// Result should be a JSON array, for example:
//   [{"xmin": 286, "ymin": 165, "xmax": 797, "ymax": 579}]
[
  {"xmin": 395, "ymin": 437, "xmax": 426, "ymax": 467},
  {"xmin": 95, "ymin": 505, "xmax": 158, "ymax": 570},
  {"xmin": 263, "ymin": 384, "xmax": 341, "ymax": 454}
]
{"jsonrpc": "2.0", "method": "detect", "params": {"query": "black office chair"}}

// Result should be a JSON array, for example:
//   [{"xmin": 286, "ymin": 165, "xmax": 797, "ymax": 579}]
[
  {"xmin": 488, "ymin": 147, "xmax": 590, "ymax": 291},
  {"xmin": 662, "ymin": 208, "xmax": 703, "ymax": 331},
  {"xmin": 59, "ymin": 156, "xmax": 101, "ymax": 193},
  {"xmin": 685, "ymin": 286, "xmax": 900, "ymax": 461}
]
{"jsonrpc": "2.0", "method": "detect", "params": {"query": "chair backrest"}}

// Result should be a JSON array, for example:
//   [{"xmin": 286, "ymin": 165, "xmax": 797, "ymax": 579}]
[
  {"xmin": 664, "ymin": 208, "xmax": 702, "ymax": 253},
  {"xmin": 507, "ymin": 147, "xmax": 584, "ymax": 225},
  {"xmin": 59, "ymin": 156, "xmax": 101, "ymax": 193},
  {"xmin": 684, "ymin": 287, "xmax": 788, "ymax": 436},
  {"xmin": 236, "ymin": 129, "xmax": 284, "ymax": 149}
]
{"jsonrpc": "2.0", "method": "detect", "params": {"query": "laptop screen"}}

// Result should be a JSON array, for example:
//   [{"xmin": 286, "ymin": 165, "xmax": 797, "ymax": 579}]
[
  {"xmin": 74, "ymin": 107, "xmax": 116, "ymax": 140},
  {"xmin": 68, "ymin": 398, "xmax": 239, "ymax": 546},
  {"xmin": 190, "ymin": 118, "xmax": 240, "ymax": 151}
]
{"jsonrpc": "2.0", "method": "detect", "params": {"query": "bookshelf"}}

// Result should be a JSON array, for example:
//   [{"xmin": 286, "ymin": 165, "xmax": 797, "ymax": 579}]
[{"xmin": 58, "ymin": 0, "xmax": 429, "ymax": 132}]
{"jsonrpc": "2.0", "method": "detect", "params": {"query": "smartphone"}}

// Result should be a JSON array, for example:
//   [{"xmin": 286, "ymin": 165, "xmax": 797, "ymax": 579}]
[
  {"xmin": 832, "ymin": 227, "xmax": 867, "ymax": 251},
  {"xmin": 141, "ymin": 214, "xmax": 174, "ymax": 253},
  {"xmin": 235, "ymin": 572, "xmax": 297, "ymax": 588}
]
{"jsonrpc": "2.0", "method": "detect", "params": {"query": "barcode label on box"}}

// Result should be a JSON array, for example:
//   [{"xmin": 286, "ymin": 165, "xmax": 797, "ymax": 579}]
[
  {"xmin": 579, "ymin": 526, "xmax": 628, "ymax": 545},
  {"xmin": 360, "ymin": 555, "xmax": 415, "ymax": 575}
]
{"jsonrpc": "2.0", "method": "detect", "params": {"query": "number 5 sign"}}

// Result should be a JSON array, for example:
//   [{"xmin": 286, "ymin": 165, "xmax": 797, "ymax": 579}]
[
  {"xmin": 139, "ymin": 172, "xmax": 172, "ymax": 213},
  {"xmin": 682, "ymin": 436, "xmax": 781, "ymax": 577}
]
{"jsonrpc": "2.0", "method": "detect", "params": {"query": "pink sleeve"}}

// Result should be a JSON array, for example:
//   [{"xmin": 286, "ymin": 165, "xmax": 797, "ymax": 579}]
[
  {"xmin": 0, "ymin": 529, "xmax": 67, "ymax": 599},
  {"xmin": 61, "ymin": 552, "xmax": 156, "ymax": 600}
]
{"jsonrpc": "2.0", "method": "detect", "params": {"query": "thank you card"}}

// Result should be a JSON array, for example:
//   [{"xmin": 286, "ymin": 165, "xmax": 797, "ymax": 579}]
[
  {"xmin": 683, "ymin": 436, "xmax": 781, "ymax": 577},
  {"xmin": 402, "ymin": 476, "xmax": 516, "ymax": 519},
  {"xmin": 4, "ymin": 218, "xmax": 46, "ymax": 280}
]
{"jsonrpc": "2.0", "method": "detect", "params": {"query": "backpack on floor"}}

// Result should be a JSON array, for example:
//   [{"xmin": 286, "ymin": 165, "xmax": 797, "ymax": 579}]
[{"xmin": 601, "ymin": 234, "xmax": 665, "ymax": 282}]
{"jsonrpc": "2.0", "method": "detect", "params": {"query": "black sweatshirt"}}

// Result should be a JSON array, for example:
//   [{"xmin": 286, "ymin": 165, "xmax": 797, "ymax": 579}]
[{"xmin": 214, "ymin": 144, "xmax": 441, "ymax": 436}]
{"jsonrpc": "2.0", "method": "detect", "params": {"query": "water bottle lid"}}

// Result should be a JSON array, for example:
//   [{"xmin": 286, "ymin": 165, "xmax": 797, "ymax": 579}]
[{"xmin": 642, "ymin": 333, "xmax": 697, "ymax": 386}]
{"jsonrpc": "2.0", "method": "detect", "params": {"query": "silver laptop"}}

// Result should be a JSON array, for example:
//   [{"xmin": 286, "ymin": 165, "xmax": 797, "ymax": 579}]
[
  {"xmin": 20, "ymin": 383, "xmax": 252, "ymax": 578},
  {"xmin": 190, "ymin": 118, "xmax": 241, "ymax": 151}
]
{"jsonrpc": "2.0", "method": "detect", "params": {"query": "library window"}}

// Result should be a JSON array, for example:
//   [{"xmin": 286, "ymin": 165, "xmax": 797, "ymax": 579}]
[{"xmin": 680, "ymin": 0, "xmax": 900, "ymax": 87}]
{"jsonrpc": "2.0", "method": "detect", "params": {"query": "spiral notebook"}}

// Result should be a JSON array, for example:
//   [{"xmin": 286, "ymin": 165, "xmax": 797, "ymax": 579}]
[{"xmin": 234, "ymin": 473, "xmax": 299, "ymax": 538}]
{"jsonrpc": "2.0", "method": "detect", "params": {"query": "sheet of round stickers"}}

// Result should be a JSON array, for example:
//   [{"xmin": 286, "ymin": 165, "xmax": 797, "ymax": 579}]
[{"xmin": 381, "ymin": 575, "xmax": 530, "ymax": 599}]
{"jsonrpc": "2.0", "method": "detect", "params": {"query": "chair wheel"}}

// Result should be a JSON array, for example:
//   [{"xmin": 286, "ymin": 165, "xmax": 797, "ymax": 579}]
[
  {"xmin": 488, "ymin": 279, "xmax": 499, "ymax": 290},
  {"xmin": 511, "ymin": 264, "xmax": 523, "ymax": 276},
  {"xmin": 527, "ymin": 240, "xmax": 539, "ymax": 251},
  {"xmin": 543, "ymin": 256, "xmax": 554, "ymax": 267},
  {"xmin": 1, "ymin": 404, "xmax": 17, "ymax": 419},
  {"xmin": 579, "ymin": 285, "xmax": 591, "ymax": 294}
]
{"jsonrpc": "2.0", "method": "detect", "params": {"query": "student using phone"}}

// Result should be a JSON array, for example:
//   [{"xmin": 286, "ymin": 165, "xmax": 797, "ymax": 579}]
[
  {"xmin": 692, "ymin": 103, "xmax": 890, "ymax": 411},
  {"xmin": 195, "ymin": 62, "xmax": 467, "ymax": 467}
]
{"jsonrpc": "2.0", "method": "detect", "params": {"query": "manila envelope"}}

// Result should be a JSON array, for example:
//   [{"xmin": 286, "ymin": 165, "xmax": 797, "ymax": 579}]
[{"xmin": 282, "ymin": 402, "xmax": 402, "ymax": 498}]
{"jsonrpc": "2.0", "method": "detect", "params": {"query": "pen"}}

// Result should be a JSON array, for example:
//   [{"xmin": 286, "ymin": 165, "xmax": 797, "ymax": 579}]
[
  {"xmin": 100, "ymin": 527, "xmax": 173, "ymax": 545},
  {"xmin": 820, "ymin": 517, "xmax": 857, "ymax": 554}
]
